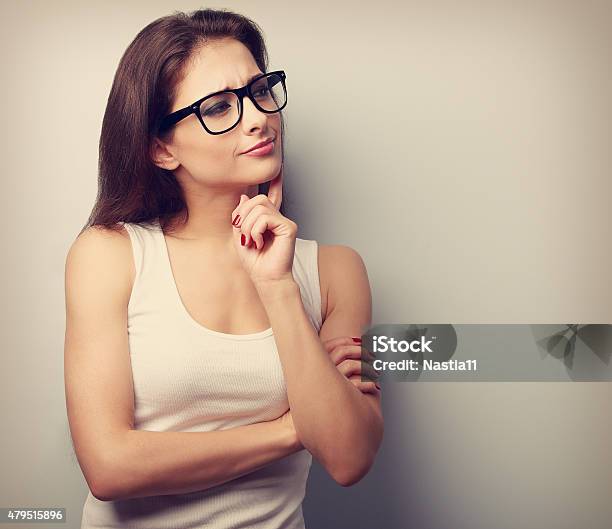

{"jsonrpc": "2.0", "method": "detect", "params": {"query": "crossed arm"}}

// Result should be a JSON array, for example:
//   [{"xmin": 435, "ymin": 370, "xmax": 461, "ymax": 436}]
[{"xmin": 254, "ymin": 244, "xmax": 384, "ymax": 486}]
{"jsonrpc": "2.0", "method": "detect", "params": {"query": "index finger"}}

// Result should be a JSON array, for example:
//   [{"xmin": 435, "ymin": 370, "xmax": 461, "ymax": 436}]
[
  {"xmin": 267, "ymin": 163, "xmax": 283, "ymax": 211},
  {"xmin": 321, "ymin": 335, "xmax": 363, "ymax": 353}
]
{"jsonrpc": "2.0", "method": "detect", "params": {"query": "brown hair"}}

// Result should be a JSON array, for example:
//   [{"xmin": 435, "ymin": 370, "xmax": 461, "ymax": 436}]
[{"xmin": 81, "ymin": 8, "xmax": 287, "ymax": 236}]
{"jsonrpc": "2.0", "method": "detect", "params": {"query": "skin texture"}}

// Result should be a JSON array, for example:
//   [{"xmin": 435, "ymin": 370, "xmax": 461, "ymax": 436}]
[{"xmin": 64, "ymin": 37, "xmax": 382, "ymax": 502}]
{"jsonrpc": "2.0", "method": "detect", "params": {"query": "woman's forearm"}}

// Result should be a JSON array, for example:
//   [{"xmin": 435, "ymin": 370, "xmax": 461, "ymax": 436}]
[
  {"xmin": 95, "ymin": 419, "xmax": 300, "ymax": 501},
  {"xmin": 254, "ymin": 278, "xmax": 383, "ymax": 486}
]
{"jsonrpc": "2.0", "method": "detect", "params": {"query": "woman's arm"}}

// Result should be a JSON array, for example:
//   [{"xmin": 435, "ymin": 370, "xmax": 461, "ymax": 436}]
[
  {"xmin": 253, "ymin": 245, "xmax": 383, "ymax": 487},
  {"xmin": 65, "ymin": 228, "xmax": 300, "ymax": 502},
  {"xmin": 93, "ymin": 419, "xmax": 299, "ymax": 501}
]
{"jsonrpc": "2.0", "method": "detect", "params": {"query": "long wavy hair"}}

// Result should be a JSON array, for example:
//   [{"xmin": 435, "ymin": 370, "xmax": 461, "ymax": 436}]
[{"xmin": 81, "ymin": 8, "xmax": 287, "ymax": 236}]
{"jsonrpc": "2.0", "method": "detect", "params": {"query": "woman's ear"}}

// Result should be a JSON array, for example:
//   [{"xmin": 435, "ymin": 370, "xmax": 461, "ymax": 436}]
[{"xmin": 151, "ymin": 138, "xmax": 180, "ymax": 170}]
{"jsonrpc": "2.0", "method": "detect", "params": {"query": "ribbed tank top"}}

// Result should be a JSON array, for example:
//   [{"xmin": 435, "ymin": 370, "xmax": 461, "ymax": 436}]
[{"xmin": 80, "ymin": 218, "xmax": 322, "ymax": 529}]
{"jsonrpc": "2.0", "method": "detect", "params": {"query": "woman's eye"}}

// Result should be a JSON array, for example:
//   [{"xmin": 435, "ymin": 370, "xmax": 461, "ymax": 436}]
[
  {"xmin": 204, "ymin": 103, "xmax": 230, "ymax": 116},
  {"xmin": 254, "ymin": 87, "xmax": 270, "ymax": 98}
]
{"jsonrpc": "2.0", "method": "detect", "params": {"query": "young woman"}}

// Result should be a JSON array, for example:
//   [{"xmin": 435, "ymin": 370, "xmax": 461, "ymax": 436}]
[{"xmin": 64, "ymin": 8, "xmax": 383, "ymax": 529}]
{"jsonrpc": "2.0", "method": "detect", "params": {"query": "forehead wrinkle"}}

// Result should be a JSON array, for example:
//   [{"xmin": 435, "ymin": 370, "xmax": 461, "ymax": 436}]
[
  {"xmin": 200, "ymin": 41, "xmax": 262, "ymax": 87},
  {"xmin": 205, "ymin": 71, "xmax": 264, "ymax": 98},
  {"xmin": 178, "ymin": 39, "xmax": 263, "ymax": 104}
]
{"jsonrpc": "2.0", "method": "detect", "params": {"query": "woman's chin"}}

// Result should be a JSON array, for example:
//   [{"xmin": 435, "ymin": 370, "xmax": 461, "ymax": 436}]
[{"xmin": 247, "ymin": 162, "xmax": 282, "ymax": 182}]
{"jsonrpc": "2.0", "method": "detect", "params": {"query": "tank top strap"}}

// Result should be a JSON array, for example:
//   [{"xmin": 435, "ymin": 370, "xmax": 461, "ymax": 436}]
[
  {"xmin": 120, "ymin": 219, "xmax": 172, "ymax": 316},
  {"xmin": 293, "ymin": 238, "xmax": 324, "ymax": 334}
]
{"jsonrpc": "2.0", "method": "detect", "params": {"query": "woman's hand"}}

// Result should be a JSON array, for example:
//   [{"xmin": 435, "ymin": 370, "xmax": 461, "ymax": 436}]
[
  {"xmin": 274, "ymin": 409, "xmax": 303, "ymax": 451},
  {"xmin": 323, "ymin": 336, "xmax": 381, "ymax": 395},
  {"xmin": 272, "ymin": 336, "xmax": 381, "ymax": 453},
  {"xmin": 231, "ymin": 164, "xmax": 297, "ymax": 285}
]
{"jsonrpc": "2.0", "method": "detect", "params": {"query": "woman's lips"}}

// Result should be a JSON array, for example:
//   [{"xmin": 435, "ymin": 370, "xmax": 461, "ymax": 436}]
[{"xmin": 242, "ymin": 141, "xmax": 274, "ymax": 156}]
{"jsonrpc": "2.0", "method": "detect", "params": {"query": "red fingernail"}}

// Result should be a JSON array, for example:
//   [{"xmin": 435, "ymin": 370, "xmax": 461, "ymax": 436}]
[
  {"xmin": 232, "ymin": 214, "xmax": 240, "ymax": 226},
  {"xmin": 241, "ymin": 234, "xmax": 246, "ymax": 246},
  {"xmin": 352, "ymin": 337, "xmax": 362, "ymax": 343}
]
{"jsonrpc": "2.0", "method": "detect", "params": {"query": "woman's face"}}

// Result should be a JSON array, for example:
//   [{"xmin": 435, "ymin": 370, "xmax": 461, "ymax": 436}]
[{"xmin": 154, "ymin": 38, "xmax": 282, "ymax": 190}]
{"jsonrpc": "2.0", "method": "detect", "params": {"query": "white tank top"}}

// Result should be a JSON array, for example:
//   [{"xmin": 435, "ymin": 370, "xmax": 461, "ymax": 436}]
[{"xmin": 80, "ymin": 218, "xmax": 323, "ymax": 529}]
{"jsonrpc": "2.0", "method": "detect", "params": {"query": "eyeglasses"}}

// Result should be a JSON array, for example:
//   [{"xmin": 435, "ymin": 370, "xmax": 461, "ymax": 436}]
[{"xmin": 158, "ymin": 70, "xmax": 287, "ymax": 135}]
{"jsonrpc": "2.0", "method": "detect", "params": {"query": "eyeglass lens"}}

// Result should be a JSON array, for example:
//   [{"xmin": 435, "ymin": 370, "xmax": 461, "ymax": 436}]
[{"xmin": 199, "ymin": 73, "xmax": 286, "ymax": 133}]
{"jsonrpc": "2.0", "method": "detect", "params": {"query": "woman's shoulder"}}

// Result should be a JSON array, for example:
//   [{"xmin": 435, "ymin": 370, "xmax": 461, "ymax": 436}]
[
  {"xmin": 69, "ymin": 223, "xmax": 132, "ymax": 257},
  {"xmin": 66, "ymin": 224, "xmax": 135, "ymax": 301},
  {"xmin": 317, "ymin": 243, "xmax": 367, "ymax": 280},
  {"xmin": 313, "ymin": 242, "xmax": 369, "ymax": 324},
  {"xmin": 69, "ymin": 224, "xmax": 133, "ymax": 261}
]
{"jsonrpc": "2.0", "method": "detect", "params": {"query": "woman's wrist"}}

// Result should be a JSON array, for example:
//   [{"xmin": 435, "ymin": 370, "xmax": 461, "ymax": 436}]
[
  {"xmin": 254, "ymin": 276, "xmax": 300, "ymax": 304},
  {"xmin": 275, "ymin": 418, "xmax": 303, "ymax": 453}
]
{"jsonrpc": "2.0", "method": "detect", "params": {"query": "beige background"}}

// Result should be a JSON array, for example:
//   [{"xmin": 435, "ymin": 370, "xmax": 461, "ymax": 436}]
[{"xmin": 1, "ymin": 0, "xmax": 610, "ymax": 528}]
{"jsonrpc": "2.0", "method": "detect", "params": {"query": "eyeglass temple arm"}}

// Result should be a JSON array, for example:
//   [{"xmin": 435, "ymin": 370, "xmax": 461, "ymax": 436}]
[{"xmin": 159, "ymin": 105, "xmax": 197, "ymax": 131}]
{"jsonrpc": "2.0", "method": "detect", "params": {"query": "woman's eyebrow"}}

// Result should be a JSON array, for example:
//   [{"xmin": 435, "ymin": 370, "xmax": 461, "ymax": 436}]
[
  {"xmin": 197, "ymin": 72, "xmax": 264, "ymax": 102},
  {"xmin": 214, "ymin": 72, "xmax": 264, "ymax": 93}
]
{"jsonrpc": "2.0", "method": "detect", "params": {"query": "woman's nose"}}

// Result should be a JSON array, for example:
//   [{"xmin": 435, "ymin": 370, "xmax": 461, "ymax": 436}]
[{"xmin": 241, "ymin": 96, "xmax": 268, "ymax": 131}]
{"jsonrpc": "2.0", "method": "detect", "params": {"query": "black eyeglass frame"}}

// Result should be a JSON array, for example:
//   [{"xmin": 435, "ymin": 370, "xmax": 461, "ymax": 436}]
[{"xmin": 158, "ymin": 70, "xmax": 287, "ymax": 135}]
